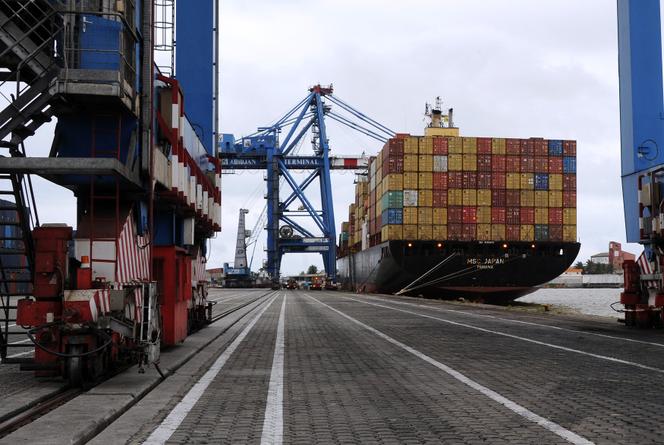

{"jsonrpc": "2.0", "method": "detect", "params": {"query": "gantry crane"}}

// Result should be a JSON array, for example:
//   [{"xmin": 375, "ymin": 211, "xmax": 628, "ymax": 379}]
[{"xmin": 219, "ymin": 85, "xmax": 394, "ymax": 286}]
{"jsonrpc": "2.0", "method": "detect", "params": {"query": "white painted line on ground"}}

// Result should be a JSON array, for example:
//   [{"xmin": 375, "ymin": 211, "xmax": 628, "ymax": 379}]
[
  {"xmin": 261, "ymin": 294, "xmax": 286, "ymax": 445},
  {"xmin": 143, "ymin": 294, "xmax": 279, "ymax": 445},
  {"xmin": 305, "ymin": 293, "xmax": 593, "ymax": 445},
  {"xmin": 9, "ymin": 338, "xmax": 30, "ymax": 345},
  {"xmin": 362, "ymin": 294, "xmax": 664, "ymax": 348},
  {"xmin": 346, "ymin": 297, "xmax": 664, "ymax": 375}
]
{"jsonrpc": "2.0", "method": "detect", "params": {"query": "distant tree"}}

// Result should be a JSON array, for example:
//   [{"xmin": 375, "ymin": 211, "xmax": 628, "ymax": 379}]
[
  {"xmin": 574, "ymin": 261, "xmax": 585, "ymax": 271},
  {"xmin": 584, "ymin": 260, "xmax": 613, "ymax": 275},
  {"xmin": 307, "ymin": 265, "xmax": 318, "ymax": 275}
]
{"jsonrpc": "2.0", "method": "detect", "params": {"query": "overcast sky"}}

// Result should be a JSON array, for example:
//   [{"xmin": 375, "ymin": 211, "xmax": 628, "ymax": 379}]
[{"xmin": 18, "ymin": 0, "xmax": 641, "ymax": 276}]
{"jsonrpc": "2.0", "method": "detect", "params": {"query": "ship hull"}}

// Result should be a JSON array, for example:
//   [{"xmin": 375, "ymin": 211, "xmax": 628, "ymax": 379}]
[{"xmin": 337, "ymin": 240, "xmax": 580, "ymax": 303}]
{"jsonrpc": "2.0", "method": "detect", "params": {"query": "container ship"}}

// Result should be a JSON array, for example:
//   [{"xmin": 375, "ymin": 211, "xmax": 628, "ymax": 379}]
[{"xmin": 337, "ymin": 100, "xmax": 580, "ymax": 303}]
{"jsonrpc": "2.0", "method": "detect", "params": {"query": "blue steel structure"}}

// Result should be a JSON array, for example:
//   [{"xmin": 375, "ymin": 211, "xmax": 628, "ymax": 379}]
[
  {"xmin": 220, "ymin": 85, "xmax": 393, "ymax": 285},
  {"xmin": 618, "ymin": 0, "xmax": 664, "ymax": 326}
]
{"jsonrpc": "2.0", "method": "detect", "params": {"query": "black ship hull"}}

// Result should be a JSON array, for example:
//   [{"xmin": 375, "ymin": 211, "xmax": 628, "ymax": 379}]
[{"xmin": 337, "ymin": 240, "xmax": 581, "ymax": 303}]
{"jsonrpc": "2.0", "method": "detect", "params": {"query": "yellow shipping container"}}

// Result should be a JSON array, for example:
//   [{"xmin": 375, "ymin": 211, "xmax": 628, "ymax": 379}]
[
  {"xmin": 419, "ymin": 189, "xmax": 433, "ymax": 207},
  {"xmin": 418, "ymin": 225, "xmax": 433, "ymax": 240},
  {"xmin": 535, "ymin": 208, "xmax": 549, "ymax": 225},
  {"xmin": 405, "ymin": 137, "xmax": 419, "ymax": 154},
  {"xmin": 462, "ymin": 154, "xmax": 477, "ymax": 171},
  {"xmin": 448, "ymin": 189, "xmax": 463, "ymax": 206},
  {"xmin": 418, "ymin": 172, "xmax": 433, "ymax": 189},
  {"xmin": 447, "ymin": 136, "xmax": 462, "ymax": 154},
  {"xmin": 462, "ymin": 189, "xmax": 477, "ymax": 206},
  {"xmin": 383, "ymin": 173, "xmax": 403, "ymax": 191},
  {"xmin": 462, "ymin": 137, "xmax": 478, "ymax": 154},
  {"xmin": 506, "ymin": 173, "xmax": 521, "ymax": 189},
  {"xmin": 477, "ymin": 190, "xmax": 492, "ymax": 207},
  {"xmin": 419, "ymin": 137, "xmax": 433, "ymax": 155},
  {"xmin": 520, "ymin": 190, "xmax": 535, "ymax": 207},
  {"xmin": 404, "ymin": 154, "xmax": 419, "ymax": 172},
  {"xmin": 404, "ymin": 224, "xmax": 418, "ymax": 239},
  {"xmin": 381, "ymin": 225, "xmax": 403, "ymax": 241},
  {"xmin": 433, "ymin": 225, "xmax": 447, "ymax": 240},
  {"xmin": 418, "ymin": 207, "xmax": 433, "ymax": 225},
  {"xmin": 404, "ymin": 172, "xmax": 419, "ymax": 189},
  {"xmin": 491, "ymin": 224, "xmax": 506, "ymax": 240},
  {"xmin": 433, "ymin": 208, "xmax": 448, "ymax": 224},
  {"xmin": 520, "ymin": 225, "xmax": 535, "ymax": 241},
  {"xmin": 477, "ymin": 224, "xmax": 492, "ymax": 241},
  {"xmin": 549, "ymin": 191, "xmax": 563, "ymax": 207},
  {"xmin": 563, "ymin": 225, "xmax": 577, "ymax": 242},
  {"xmin": 520, "ymin": 173, "xmax": 534, "ymax": 190},
  {"xmin": 535, "ymin": 191, "xmax": 549, "ymax": 207},
  {"xmin": 477, "ymin": 206, "xmax": 491, "ymax": 224},
  {"xmin": 403, "ymin": 208, "xmax": 418, "ymax": 225},
  {"xmin": 418, "ymin": 155, "xmax": 433, "ymax": 172},
  {"xmin": 563, "ymin": 208, "xmax": 577, "ymax": 225},
  {"xmin": 550, "ymin": 174, "xmax": 563, "ymax": 191},
  {"xmin": 448, "ymin": 154, "xmax": 463, "ymax": 171},
  {"xmin": 492, "ymin": 138, "xmax": 506, "ymax": 155}
]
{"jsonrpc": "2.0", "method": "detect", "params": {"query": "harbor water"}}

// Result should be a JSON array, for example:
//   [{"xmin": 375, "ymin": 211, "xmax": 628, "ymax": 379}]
[{"xmin": 517, "ymin": 288, "xmax": 623, "ymax": 318}]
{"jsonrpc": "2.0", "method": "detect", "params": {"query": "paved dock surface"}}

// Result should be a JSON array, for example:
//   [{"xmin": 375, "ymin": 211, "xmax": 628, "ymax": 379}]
[{"xmin": 6, "ymin": 288, "xmax": 664, "ymax": 444}]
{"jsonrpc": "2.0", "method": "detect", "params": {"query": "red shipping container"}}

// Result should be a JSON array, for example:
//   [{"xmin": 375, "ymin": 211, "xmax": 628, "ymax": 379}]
[
  {"xmin": 506, "ymin": 207, "xmax": 520, "ymax": 225},
  {"xmin": 386, "ymin": 138, "xmax": 404, "ymax": 156},
  {"xmin": 520, "ymin": 207, "xmax": 535, "ymax": 224},
  {"xmin": 491, "ymin": 207, "xmax": 506, "ymax": 224},
  {"xmin": 520, "ymin": 156, "xmax": 534, "ymax": 173},
  {"xmin": 534, "ymin": 157, "xmax": 549, "ymax": 173},
  {"xmin": 462, "ymin": 207, "xmax": 477, "ymax": 224},
  {"xmin": 563, "ymin": 140, "xmax": 577, "ymax": 156},
  {"xmin": 478, "ymin": 155, "xmax": 492, "ymax": 172},
  {"xmin": 477, "ymin": 172, "xmax": 492, "ymax": 189},
  {"xmin": 548, "ymin": 157, "xmax": 563, "ymax": 174},
  {"xmin": 492, "ymin": 155, "xmax": 506, "ymax": 172},
  {"xmin": 384, "ymin": 156, "xmax": 404, "ymax": 173},
  {"xmin": 563, "ymin": 191, "xmax": 576, "ymax": 207},
  {"xmin": 506, "ymin": 190, "xmax": 521, "ymax": 207},
  {"xmin": 433, "ymin": 190, "xmax": 448, "ymax": 207},
  {"xmin": 492, "ymin": 189, "xmax": 506, "ymax": 207},
  {"xmin": 433, "ymin": 172, "xmax": 448, "ymax": 190},
  {"xmin": 549, "ymin": 208, "xmax": 563, "ymax": 225},
  {"xmin": 505, "ymin": 156, "xmax": 521, "ymax": 172},
  {"xmin": 448, "ymin": 172, "xmax": 463, "ymax": 188},
  {"xmin": 533, "ymin": 139, "xmax": 548, "ymax": 156},
  {"xmin": 462, "ymin": 172, "xmax": 477, "ymax": 189},
  {"xmin": 506, "ymin": 139, "xmax": 521, "ymax": 154},
  {"xmin": 506, "ymin": 225, "xmax": 521, "ymax": 241},
  {"xmin": 520, "ymin": 139, "xmax": 535, "ymax": 156},
  {"xmin": 433, "ymin": 137, "xmax": 448, "ymax": 155},
  {"xmin": 462, "ymin": 224, "xmax": 477, "ymax": 241},
  {"xmin": 563, "ymin": 174, "xmax": 576, "ymax": 191},
  {"xmin": 492, "ymin": 173, "xmax": 506, "ymax": 189},
  {"xmin": 477, "ymin": 138, "xmax": 492, "ymax": 154},
  {"xmin": 448, "ymin": 224, "xmax": 463, "ymax": 240},
  {"xmin": 549, "ymin": 225, "xmax": 563, "ymax": 241},
  {"xmin": 448, "ymin": 206, "xmax": 463, "ymax": 224}
]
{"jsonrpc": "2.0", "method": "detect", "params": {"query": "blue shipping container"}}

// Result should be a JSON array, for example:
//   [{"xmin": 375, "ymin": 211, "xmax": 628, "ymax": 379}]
[
  {"xmin": 535, "ymin": 173, "xmax": 549, "ymax": 190},
  {"xmin": 535, "ymin": 224, "xmax": 549, "ymax": 241},
  {"xmin": 563, "ymin": 157, "xmax": 577, "ymax": 174},
  {"xmin": 548, "ymin": 140, "xmax": 563, "ymax": 156},
  {"xmin": 382, "ymin": 209, "xmax": 403, "ymax": 225}
]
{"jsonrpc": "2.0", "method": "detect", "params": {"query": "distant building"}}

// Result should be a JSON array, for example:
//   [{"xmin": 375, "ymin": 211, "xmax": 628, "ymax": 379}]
[
  {"xmin": 563, "ymin": 268, "xmax": 583, "ymax": 276},
  {"xmin": 590, "ymin": 252, "xmax": 610, "ymax": 265},
  {"xmin": 207, "ymin": 267, "xmax": 224, "ymax": 283},
  {"xmin": 589, "ymin": 242, "xmax": 636, "ymax": 272}
]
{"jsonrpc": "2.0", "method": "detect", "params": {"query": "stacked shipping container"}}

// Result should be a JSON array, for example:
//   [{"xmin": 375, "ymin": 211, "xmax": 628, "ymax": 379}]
[{"xmin": 341, "ymin": 135, "xmax": 577, "ymax": 248}]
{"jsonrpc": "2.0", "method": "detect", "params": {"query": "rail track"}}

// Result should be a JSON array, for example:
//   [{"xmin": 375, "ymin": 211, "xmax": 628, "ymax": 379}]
[{"xmin": 0, "ymin": 289, "xmax": 277, "ymax": 439}]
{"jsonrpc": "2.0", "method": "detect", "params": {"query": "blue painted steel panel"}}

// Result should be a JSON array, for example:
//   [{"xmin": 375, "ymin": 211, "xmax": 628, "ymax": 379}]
[
  {"xmin": 548, "ymin": 140, "xmax": 563, "ymax": 157},
  {"xmin": 55, "ymin": 115, "xmax": 137, "ymax": 164},
  {"xmin": 618, "ymin": 0, "xmax": 664, "ymax": 241},
  {"xmin": 535, "ymin": 173, "xmax": 549, "ymax": 190},
  {"xmin": 563, "ymin": 157, "xmax": 576, "ymax": 174},
  {"xmin": 79, "ymin": 16, "xmax": 122, "ymax": 70},
  {"xmin": 154, "ymin": 211, "xmax": 183, "ymax": 246},
  {"xmin": 176, "ymin": 1, "xmax": 215, "ymax": 155}
]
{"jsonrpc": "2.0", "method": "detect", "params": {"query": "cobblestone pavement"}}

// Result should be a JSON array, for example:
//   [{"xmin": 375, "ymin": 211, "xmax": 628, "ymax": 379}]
[{"xmin": 109, "ymin": 288, "xmax": 664, "ymax": 445}]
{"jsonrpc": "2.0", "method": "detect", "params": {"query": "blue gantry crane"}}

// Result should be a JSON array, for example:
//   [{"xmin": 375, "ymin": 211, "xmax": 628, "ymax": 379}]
[
  {"xmin": 618, "ymin": 0, "xmax": 664, "ymax": 326},
  {"xmin": 219, "ymin": 85, "xmax": 394, "ymax": 285}
]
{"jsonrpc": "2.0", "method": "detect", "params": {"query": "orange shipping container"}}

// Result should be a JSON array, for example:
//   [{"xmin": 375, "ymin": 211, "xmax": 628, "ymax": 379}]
[
  {"xmin": 506, "ymin": 173, "xmax": 521, "ymax": 189},
  {"xmin": 448, "ymin": 189, "xmax": 463, "ymax": 206},
  {"xmin": 563, "ymin": 225, "xmax": 577, "ymax": 241},
  {"xmin": 381, "ymin": 225, "xmax": 403, "ymax": 241},
  {"xmin": 418, "ymin": 207, "xmax": 433, "ymax": 225},
  {"xmin": 477, "ymin": 224, "xmax": 492, "ymax": 241},
  {"xmin": 520, "ymin": 190, "xmax": 535, "ymax": 207},
  {"xmin": 477, "ymin": 189, "xmax": 492, "ymax": 206},
  {"xmin": 433, "ymin": 225, "xmax": 447, "ymax": 240},
  {"xmin": 520, "ymin": 225, "xmax": 535, "ymax": 241},
  {"xmin": 463, "ymin": 154, "xmax": 477, "ymax": 171},
  {"xmin": 492, "ymin": 138, "xmax": 506, "ymax": 155},
  {"xmin": 462, "ymin": 137, "xmax": 477, "ymax": 153},
  {"xmin": 404, "ymin": 224, "xmax": 418, "ymax": 239},
  {"xmin": 404, "ymin": 154, "xmax": 419, "ymax": 172},
  {"xmin": 403, "ymin": 208, "xmax": 418, "ymax": 225},
  {"xmin": 535, "ymin": 208, "xmax": 549, "ymax": 225},
  {"xmin": 462, "ymin": 189, "xmax": 477, "ymax": 206},
  {"xmin": 550, "ymin": 174, "xmax": 563, "ymax": 190},
  {"xmin": 383, "ymin": 173, "xmax": 403, "ymax": 191},
  {"xmin": 418, "ymin": 155, "xmax": 433, "ymax": 172},
  {"xmin": 520, "ymin": 173, "xmax": 534, "ymax": 190},
  {"xmin": 448, "ymin": 137, "xmax": 462, "ymax": 154},
  {"xmin": 535, "ymin": 191, "xmax": 549, "ymax": 207},
  {"xmin": 418, "ymin": 225, "xmax": 433, "ymax": 240},
  {"xmin": 448, "ymin": 154, "xmax": 463, "ymax": 171},
  {"xmin": 404, "ymin": 172, "xmax": 419, "ymax": 189},
  {"xmin": 419, "ymin": 189, "xmax": 433, "ymax": 207},
  {"xmin": 491, "ymin": 224, "xmax": 506, "ymax": 240},
  {"xmin": 549, "ymin": 191, "xmax": 563, "ymax": 207},
  {"xmin": 477, "ymin": 207, "xmax": 491, "ymax": 224},
  {"xmin": 419, "ymin": 137, "xmax": 433, "ymax": 155},
  {"xmin": 405, "ymin": 137, "xmax": 419, "ymax": 154},
  {"xmin": 418, "ymin": 172, "xmax": 433, "ymax": 189},
  {"xmin": 433, "ymin": 208, "xmax": 448, "ymax": 224},
  {"xmin": 563, "ymin": 208, "xmax": 576, "ymax": 225}
]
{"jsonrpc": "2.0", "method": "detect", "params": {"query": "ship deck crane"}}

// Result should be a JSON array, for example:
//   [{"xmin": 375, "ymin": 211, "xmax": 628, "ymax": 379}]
[{"xmin": 219, "ymin": 85, "xmax": 394, "ymax": 285}]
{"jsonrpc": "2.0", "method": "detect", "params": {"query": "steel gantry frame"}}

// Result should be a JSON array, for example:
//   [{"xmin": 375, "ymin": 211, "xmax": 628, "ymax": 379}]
[{"xmin": 219, "ymin": 85, "xmax": 394, "ymax": 285}]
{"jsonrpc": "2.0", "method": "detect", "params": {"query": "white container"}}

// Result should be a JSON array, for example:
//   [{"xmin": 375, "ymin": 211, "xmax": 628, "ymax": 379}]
[
  {"xmin": 403, "ymin": 190, "xmax": 419, "ymax": 207},
  {"xmin": 433, "ymin": 155, "xmax": 448, "ymax": 172}
]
